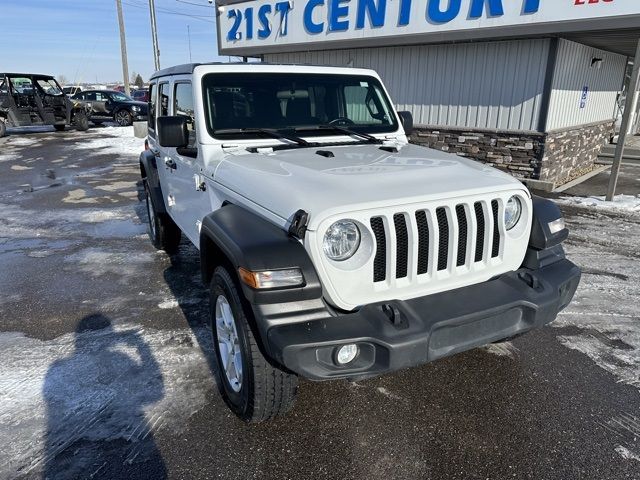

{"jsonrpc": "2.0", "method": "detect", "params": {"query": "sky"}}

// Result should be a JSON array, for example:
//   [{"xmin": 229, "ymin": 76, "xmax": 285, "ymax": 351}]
[{"xmin": 1, "ymin": 0, "xmax": 228, "ymax": 84}]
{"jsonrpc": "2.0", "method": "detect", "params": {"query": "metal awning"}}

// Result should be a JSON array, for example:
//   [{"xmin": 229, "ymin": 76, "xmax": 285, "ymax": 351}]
[{"xmin": 562, "ymin": 28, "xmax": 640, "ymax": 58}]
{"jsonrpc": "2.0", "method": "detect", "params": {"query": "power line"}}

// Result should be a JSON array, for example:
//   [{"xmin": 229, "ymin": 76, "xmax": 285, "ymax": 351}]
[
  {"xmin": 122, "ymin": 0, "xmax": 215, "ymax": 21},
  {"xmin": 175, "ymin": 0, "xmax": 214, "ymax": 8}
]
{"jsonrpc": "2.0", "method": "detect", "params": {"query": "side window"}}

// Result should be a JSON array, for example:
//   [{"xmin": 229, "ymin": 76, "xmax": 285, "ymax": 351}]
[
  {"xmin": 174, "ymin": 82, "xmax": 196, "ymax": 147},
  {"xmin": 85, "ymin": 92, "xmax": 97, "ymax": 101},
  {"xmin": 148, "ymin": 83, "xmax": 156, "ymax": 132},
  {"xmin": 158, "ymin": 83, "xmax": 169, "ymax": 118}
]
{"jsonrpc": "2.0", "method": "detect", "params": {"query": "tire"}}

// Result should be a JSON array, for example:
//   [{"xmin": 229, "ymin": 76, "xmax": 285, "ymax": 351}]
[
  {"xmin": 0, "ymin": 120, "xmax": 6, "ymax": 138},
  {"xmin": 74, "ymin": 111, "xmax": 90, "ymax": 131},
  {"xmin": 144, "ymin": 181, "xmax": 181, "ymax": 253},
  {"xmin": 210, "ymin": 266, "xmax": 298, "ymax": 423},
  {"xmin": 115, "ymin": 109, "xmax": 133, "ymax": 127},
  {"xmin": 54, "ymin": 124, "xmax": 65, "ymax": 132}
]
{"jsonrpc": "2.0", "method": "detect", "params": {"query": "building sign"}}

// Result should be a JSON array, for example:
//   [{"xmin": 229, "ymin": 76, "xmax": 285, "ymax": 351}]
[
  {"xmin": 217, "ymin": 0, "xmax": 640, "ymax": 54},
  {"xmin": 580, "ymin": 86, "xmax": 589, "ymax": 109}
]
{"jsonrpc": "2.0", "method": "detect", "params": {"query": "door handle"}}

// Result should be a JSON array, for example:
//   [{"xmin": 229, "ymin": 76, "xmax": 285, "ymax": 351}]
[{"xmin": 165, "ymin": 158, "xmax": 177, "ymax": 170}]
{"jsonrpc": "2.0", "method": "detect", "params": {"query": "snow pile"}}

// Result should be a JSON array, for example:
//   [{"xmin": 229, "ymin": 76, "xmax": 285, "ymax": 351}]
[
  {"xmin": 77, "ymin": 126, "xmax": 144, "ymax": 157},
  {"xmin": 558, "ymin": 194, "xmax": 640, "ymax": 212}
]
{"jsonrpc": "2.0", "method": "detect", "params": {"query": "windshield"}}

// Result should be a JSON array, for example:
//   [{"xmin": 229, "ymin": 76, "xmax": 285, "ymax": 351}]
[
  {"xmin": 202, "ymin": 73, "xmax": 398, "ymax": 139},
  {"xmin": 36, "ymin": 79, "xmax": 63, "ymax": 96},
  {"xmin": 110, "ymin": 92, "xmax": 132, "ymax": 102}
]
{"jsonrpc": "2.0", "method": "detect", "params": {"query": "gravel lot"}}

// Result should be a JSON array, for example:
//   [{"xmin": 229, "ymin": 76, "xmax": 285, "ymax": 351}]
[{"xmin": 1, "ymin": 126, "xmax": 639, "ymax": 480}]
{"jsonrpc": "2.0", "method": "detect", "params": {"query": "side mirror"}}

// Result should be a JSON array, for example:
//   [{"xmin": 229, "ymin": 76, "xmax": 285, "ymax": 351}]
[
  {"xmin": 157, "ymin": 116, "xmax": 188, "ymax": 148},
  {"xmin": 398, "ymin": 111, "xmax": 413, "ymax": 136}
]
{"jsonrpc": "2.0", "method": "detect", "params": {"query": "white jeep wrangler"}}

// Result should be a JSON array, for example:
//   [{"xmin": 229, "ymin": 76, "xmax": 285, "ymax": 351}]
[{"xmin": 140, "ymin": 63, "xmax": 581, "ymax": 423}]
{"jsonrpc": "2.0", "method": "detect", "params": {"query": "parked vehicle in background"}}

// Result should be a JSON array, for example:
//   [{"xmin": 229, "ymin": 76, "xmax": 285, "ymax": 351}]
[
  {"xmin": 63, "ymin": 86, "xmax": 82, "ymax": 96},
  {"xmin": 73, "ymin": 89, "xmax": 148, "ymax": 126},
  {"xmin": 0, "ymin": 73, "xmax": 90, "ymax": 137},
  {"xmin": 140, "ymin": 63, "xmax": 581, "ymax": 423},
  {"xmin": 132, "ymin": 89, "xmax": 150, "ymax": 103}
]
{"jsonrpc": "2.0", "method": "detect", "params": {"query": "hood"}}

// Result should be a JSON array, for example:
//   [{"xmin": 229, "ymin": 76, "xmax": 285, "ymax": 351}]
[
  {"xmin": 126, "ymin": 100, "xmax": 148, "ymax": 111},
  {"xmin": 214, "ymin": 143, "xmax": 529, "ymax": 230}
]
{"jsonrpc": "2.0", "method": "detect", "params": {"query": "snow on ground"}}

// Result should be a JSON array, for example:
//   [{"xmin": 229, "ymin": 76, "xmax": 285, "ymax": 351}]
[
  {"xmin": 557, "ymin": 194, "xmax": 640, "ymax": 213},
  {"xmin": 553, "ymin": 202, "xmax": 640, "ymax": 460},
  {"xmin": 0, "ymin": 203, "xmax": 146, "ymax": 240},
  {"xmin": 0, "ymin": 325, "xmax": 214, "ymax": 479},
  {"xmin": 555, "ymin": 204, "xmax": 640, "ymax": 390},
  {"xmin": 0, "ymin": 153, "xmax": 21, "ymax": 163},
  {"xmin": 616, "ymin": 445, "xmax": 640, "ymax": 462},
  {"xmin": 76, "ymin": 126, "xmax": 144, "ymax": 157}
]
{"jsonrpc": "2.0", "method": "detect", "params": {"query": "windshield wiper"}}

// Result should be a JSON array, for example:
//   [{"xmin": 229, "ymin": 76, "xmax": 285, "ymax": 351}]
[
  {"xmin": 294, "ymin": 125, "xmax": 383, "ymax": 144},
  {"xmin": 213, "ymin": 128, "xmax": 310, "ymax": 147}
]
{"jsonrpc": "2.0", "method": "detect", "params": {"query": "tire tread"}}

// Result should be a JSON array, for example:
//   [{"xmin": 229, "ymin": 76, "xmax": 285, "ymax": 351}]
[{"xmin": 213, "ymin": 266, "xmax": 297, "ymax": 423}]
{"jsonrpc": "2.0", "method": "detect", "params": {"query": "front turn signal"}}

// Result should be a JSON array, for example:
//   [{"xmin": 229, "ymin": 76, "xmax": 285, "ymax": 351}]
[{"xmin": 238, "ymin": 267, "xmax": 304, "ymax": 289}]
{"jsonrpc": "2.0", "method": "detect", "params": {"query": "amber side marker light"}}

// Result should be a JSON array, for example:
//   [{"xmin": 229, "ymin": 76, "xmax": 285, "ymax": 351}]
[{"xmin": 238, "ymin": 267, "xmax": 305, "ymax": 289}]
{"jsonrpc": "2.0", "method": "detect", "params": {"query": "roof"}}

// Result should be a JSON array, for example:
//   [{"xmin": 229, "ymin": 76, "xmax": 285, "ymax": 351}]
[
  {"xmin": 149, "ymin": 62, "xmax": 375, "ymax": 80},
  {"xmin": 562, "ymin": 28, "xmax": 640, "ymax": 58},
  {"xmin": 2, "ymin": 73, "xmax": 55, "ymax": 79},
  {"xmin": 80, "ymin": 89, "xmax": 121, "ymax": 94}
]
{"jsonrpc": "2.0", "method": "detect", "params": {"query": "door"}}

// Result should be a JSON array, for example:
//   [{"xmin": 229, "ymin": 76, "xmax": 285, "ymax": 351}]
[
  {"xmin": 158, "ymin": 80, "xmax": 207, "ymax": 246},
  {"xmin": 7, "ymin": 76, "xmax": 35, "ymax": 125},
  {"xmin": 92, "ymin": 92, "xmax": 111, "ymax": 118}
]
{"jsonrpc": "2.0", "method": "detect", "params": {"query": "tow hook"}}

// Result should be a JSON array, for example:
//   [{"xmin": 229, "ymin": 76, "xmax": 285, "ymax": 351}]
[
  {"xmin": 381, "ymin": 303, "xmax": 408, "ymax": 329},
  {"xmin": 518, "ymin": 271, "xmax": 542, "ymax": 291}
]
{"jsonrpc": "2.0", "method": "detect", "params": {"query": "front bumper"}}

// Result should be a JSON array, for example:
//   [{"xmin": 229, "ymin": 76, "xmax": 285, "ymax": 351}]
[{"xmin": 266, "ymin": 259, "xmax": 580, "ymax": 380}]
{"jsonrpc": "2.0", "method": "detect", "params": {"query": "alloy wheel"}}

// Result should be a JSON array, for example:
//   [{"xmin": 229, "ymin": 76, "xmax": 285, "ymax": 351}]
[{"xmin": 215, "ymin": 295, "xmax": 243, "ymax": 393}]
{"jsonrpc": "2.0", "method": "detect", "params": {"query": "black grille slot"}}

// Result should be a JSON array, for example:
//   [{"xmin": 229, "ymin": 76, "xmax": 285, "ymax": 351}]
[
  {"xmin": 436, "ymin": 208, "xmax": 449, "ymax": 271},
  {"xmin": 415, "ymin": 211, "xmax": 430, "ymax": 275},
  {"xmin": 455, "ymin": 205, "xmax": 467, "ymax": 267},
  {"xmin": 371, "ymin": 217, "xmax": 386, "ymax": 282},
  {"xmin": 474, "ymin": 202, "xmax": 485, "ymax": 262},
  {"xmin": 393, "ymin": 214, "xmax": 409, "ymax": 279},
  {"xmin": 491, "ymin": 200, "xmax": 500, "ymax": 258}
]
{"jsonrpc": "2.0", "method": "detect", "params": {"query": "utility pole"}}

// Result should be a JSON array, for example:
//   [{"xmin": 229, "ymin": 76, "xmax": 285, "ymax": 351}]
[
  {"xmin": 149, "ymin": 0, "xmax": 161, "ymax": 71},
  {"xmin": 115, "ymin": 0, "xmax": 131, "ymax": 96},
  {"xmin": 187, "ymin": 25, "xmax": 192, "ymax": 63},
  {"xmin": 607, "ymin": 39, "xmax": 640, "ymax": 201}
]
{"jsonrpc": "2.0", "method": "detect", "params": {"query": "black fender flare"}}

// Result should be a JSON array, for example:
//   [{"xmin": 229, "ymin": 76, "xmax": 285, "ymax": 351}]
[
  {"xmin": 529, "ymin": 195, "xmax": 569, "ymax": 250},
  {"xmin": 522, "ymin": 195, "xmax": 571, "ymax": 270},
  {"xmin": 199, "ymin": 204, "xmax": 323, "ymax": 306},
  {"xmin": 139, "ymin": 150, "xmax": 167, "ymax": 214}
]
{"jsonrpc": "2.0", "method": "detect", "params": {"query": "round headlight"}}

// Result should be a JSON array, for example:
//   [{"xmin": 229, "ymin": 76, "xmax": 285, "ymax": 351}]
[
  {"xmin": 323, "ymin": 220, "xmax": 360, "ymax": 261},
  {"xmin": 131, "ymin": 105, "xmax": 140, "ymax": 112},
  {"xmin": 504, "ymin": 196, "xmax": 522, "ymax": 231}
]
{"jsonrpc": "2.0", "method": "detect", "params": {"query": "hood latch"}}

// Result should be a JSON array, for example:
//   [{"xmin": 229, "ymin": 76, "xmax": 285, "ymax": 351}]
[{"xmin": 289, "ymin": 209, "xmax": 309, "ymax": 239}]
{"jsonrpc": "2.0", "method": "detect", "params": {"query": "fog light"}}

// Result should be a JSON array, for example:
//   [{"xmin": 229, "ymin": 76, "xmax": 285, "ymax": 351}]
[{"xmin": 336, "ymin": 344, "xmax": 359, "ymax": 365}]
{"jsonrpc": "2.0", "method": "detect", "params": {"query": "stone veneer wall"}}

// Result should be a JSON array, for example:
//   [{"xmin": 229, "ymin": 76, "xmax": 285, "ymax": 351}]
[
  {"xmin": 539, "ymin": 121, "xmax": 614, "ymax": 185},
  {"xmin": 409, "ymin": 121, "xmax": 614, "ymax": 188},
  {"xmin": 409, "ymin": 126, "xmax": 545, "ymax": 180}
]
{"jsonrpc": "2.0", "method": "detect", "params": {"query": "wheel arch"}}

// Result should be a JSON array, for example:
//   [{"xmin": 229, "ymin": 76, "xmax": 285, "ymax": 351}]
[
  {"xmin": 139, "ymin": 150, "xmax": 167, "ymax": 214},
  {"xmin": 199, "ymin": 204, "xmax": 323, "ymax": 305}
]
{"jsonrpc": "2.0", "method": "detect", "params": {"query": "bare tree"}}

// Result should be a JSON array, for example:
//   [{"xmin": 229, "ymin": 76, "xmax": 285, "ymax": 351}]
[{"xmin": 57, "ymin": 74, "xmax": 69, "ymax": 86}]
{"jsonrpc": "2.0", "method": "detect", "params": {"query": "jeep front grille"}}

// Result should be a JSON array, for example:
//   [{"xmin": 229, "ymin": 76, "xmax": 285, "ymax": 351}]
[{"xmin": 371, "ymin": 199, "xmax": 503, "ymax": 283}]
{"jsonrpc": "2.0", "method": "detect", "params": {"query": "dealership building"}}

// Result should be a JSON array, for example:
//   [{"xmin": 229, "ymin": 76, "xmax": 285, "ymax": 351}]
[{"xmin": 215, "ymin": 0, "xmax": 640, "ymax": 190}]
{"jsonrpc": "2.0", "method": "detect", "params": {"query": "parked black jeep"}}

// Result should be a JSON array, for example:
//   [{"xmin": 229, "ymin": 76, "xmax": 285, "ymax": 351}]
[
  {"xmin": 0, "ymin": 73, "xmax": 90, "ymax": 137},
  {"xmin": 73, "ymin": 90, "xmax": 148, "ymax": 127}
]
